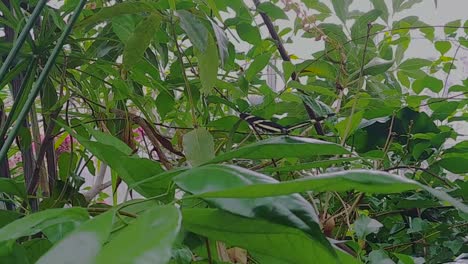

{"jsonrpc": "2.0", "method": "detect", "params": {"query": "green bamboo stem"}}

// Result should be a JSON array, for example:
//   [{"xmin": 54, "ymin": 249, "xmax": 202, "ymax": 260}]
[
  {"xmin": 0, "ymin": 0, "xmax": 47, "ymax": 85},
  {"xmin": 0, "ymin": 0, "xmax": 88, "ymax": 162}
]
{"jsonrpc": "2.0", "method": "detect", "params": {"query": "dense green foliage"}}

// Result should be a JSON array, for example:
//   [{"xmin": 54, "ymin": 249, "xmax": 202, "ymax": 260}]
[{"xmin": 0, "ymin": 0, "xmax": 467, "ymax": 263}]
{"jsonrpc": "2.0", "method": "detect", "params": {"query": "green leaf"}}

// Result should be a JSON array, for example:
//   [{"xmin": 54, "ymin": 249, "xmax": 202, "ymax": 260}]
[
  {"xmin": 262, "ymin": 157, "xmax": 360, "ymax": 173},
  {"xmin": 398, "ymin": 58, "xmax": 432, "ymax": 71},
  {"xmin": 0, "ymin": 178, "xmax": 25, "ymax": 197},
  {"xmin": 444, "ymin": 20, "xmax": 461, "ymax": 35},
  {"xmin": 350, "ymin": 59, "xmax": 394, "ymax": 79},
  {"xmin": 0, "ymin": 208, "xmax": 89, "ymax": 243},
  {"xmin": 439, "ymin": 155, "xmax": 468, "ymax": 174},
  {"xmin": 95, "ymin": 206, "xmax": 181, "ymax": 264},
  {"xmin": 192, "ymin": 169, "xmax": 468, "ymax": 213},
  {"xmin": 288, "ymin": 81, "xmax": 336, "ymax": 97},
  {"xmin": 335, "ymin": 111, "xmax": 364, "ymax": 140},
  {"xmin": 182, "ymin": 208, "xmax": 340, "ymax": 263},
  {"xmin": 175, "ymin": 164, "xmax": 328, "ymax": 239},
  {"xmin": 77, "ymin": 2, "xmax": 157, "ymax": 28},
  {"xmin": 210, "ymin": 21, "xmax": 229, "ymax": 66},
  {"xmin": 257, "ymin": 2, "xmax": 288, "ymax": 20},
  {"xmin": 36, "ymin": 210, "xmax": 115, "ymax": 264},
  {"xmin": 370, "ymin": 0, "xmax": 389, "ymax": 23},
  {"xmin": 236, "ymin": 23, "xmax": 262, "ymax": 45},
  {"xmin": 350, "ymin": 9, "xmax": 382, "ymax": 44},
  {"xmin": 57, "ymin": 122, "xmax": 167, "ymax": 198},
  {"xmin": 412, "ymin": 75, "xmax": 443, "ymax": 94},
  {"xmin": 435, "ymin": 41, "xmax": 451, "ymax": 55},
  {"xmin": 183, "ymin": 128, "xmax": 215, "ymax": 167},
  {"xmin": 123, "ymin": 14, "xmax": 161, "ymax": 69},
  {"xmin": 0, "ymin": 210, "xmax": 22, "ymax": 228},
  {"xmin": 298, "ymin": 60, "xmax": 337, "ymax": 79},
  {"xmin": 393, "ymin": 0, "xmax": 423, "ymax": 13},
  {"xmin": 245, "ymin": 53, "xmax": 271, "ymax": 81},
  {"xmin": 354, "ymin": 215, "xmax": 383, "ymax": 238},
  {"xmin": 303, "ymin": 0, "xmax": 332, "ymax": 13},
  {"xmin": 331, "ymin": 0, "xmax": 351, "ymax": 23},
  {"xmin": 208, "ymin": 136, "xmax": 349, "ymax": 163},
  {"xmin": 195, "ymin": 35, "xmax": 219, "ymax": 94},
  {"xmin": 177, "ymin": 10, "xmax": 209, "ymax": 52}
]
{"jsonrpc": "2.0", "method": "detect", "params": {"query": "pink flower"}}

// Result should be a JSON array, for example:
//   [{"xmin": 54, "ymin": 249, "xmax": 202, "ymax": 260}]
[
  {"xmin": 56, "ymin": 135, "xmax": 76, "ymax": 155},
  {"xmin": 133, "ymin": 127, "xmax": 145, "ymax": 142}
]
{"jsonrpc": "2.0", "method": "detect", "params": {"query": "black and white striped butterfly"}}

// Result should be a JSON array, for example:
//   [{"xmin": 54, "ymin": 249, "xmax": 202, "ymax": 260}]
[{"xmin": 239, "ymin": 113, "xmax": 332, "ymax": 134}]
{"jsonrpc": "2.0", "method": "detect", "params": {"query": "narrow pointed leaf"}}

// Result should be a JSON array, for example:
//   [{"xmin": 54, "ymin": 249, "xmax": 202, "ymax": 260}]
[
  {"xmin": 207, "ymin": 136, "xmax": 349, "ymax": 163},
  {"xmin": 0, "ymin": 208, "xmax": 89, "ymax": 243},
  {"xmin": 193, "ymin": 169, "xmax": 468, "ymax": 213}
]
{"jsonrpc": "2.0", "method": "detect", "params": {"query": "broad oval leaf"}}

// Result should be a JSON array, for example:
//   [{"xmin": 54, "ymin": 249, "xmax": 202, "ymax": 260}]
[
  {"xmin": 182, "ymin": 208, "xmax": 341, "ymax": 264},
  {"xmin": 245, "ymin": 53, "xmax": 272, "ymax": 81},
  {"xmin": 0, "ymin": 208, "xmax": 89, "ymax": 243},
  {"xmin": 175, "ymin": 164, "xmax": 335, "ymax": 256},
  {"xmin": 183, "ymin": 128, "xmax": 215, "ymax": 167},
  {"xmin": 95, "ymin": 206, "xmax": 181, "ymax": 264},
  {"xmin": 36, "ymin": 210, "xmax": 115, "ymax": 264},
  {"xmin": 208, "ymin": 136, "xmax": 349, "ymax": 163}
]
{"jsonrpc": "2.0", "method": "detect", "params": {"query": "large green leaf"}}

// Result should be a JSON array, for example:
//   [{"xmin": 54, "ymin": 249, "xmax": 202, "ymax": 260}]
[
  {"xmin": 245, "ymin": 53, "xmax": 272, "ymax": 81},
  {"xmin": 183, "ymin": 128, "xmax": 215, "ymax": 167},
  {"xmin": 174, "ymin": 164, "xmax": 334, "ymax": 254},
  {"xmin": 0, "ymin": 178, "xmax": 25, "ymax": 198},
  {"xmin": 192, "ymin": 169, "xmax": 468, "ymax": 213},
  {"xmin": 257, "ymin": 2, "xmax": 288, "ymax": 20},
  {"xmin": 350, "ymin": 9, "xmax": 381, "ymax": 43},
  {"xmin": 95, "ymin": 206, "xmax": 181, "ymax": 264},
  {"xmin": 0, "ymin": 210, "xmax": 22, "ymax": 228},
  {"xmin": 36, "ymin": 210, "xmax": 115, "ymax": 264},
  {"xmin": 123, "ymin": 14, "xmax": 161, "ymax": 69},
  {"xmin": 208, "ymin": 136, "xmax": 349, "ymax": 163},
  {"xmin": 0, "ymin": 208, "xmax": 89, "ymax": 243},
  {"xmin": 331, "ymin": 0, "xmax": 352, "ymax": 23},
  {"xmin": 370, "ymin": 0, "xmax": 389, "ymax": 23},
  {"xmin": 177, "ymin": 10, "xmax": 209, "ymax": 52},
  {"xmin": 182, "ymin": 208, "xmax": 341, "ymax": 264},
  {"xmin": 76, "ymin": 2, "xmax": 157, "ymax": 28},
  {"xmin": 58, "ymin": 123, "xmax": 167, "ymax": 197},
  {"xmin": 236, "ymin": 23, "xmax": 262, "ymax": 45},
  {"xmin": 298, "ymin": 60, "xmax": 337, "ymax": 79},
  {"xmin": 195, "ymin": 35, "xmax": 219, "ymax": 94}
]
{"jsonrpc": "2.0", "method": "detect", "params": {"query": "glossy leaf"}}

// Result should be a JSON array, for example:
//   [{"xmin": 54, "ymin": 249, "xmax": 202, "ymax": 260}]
[
  {"xmin": 36, "ymin": 210, "xmax": 115, "ymax": 264},
  {"xmin": 183, "ymin": 128, "xmax": 215, "ymax": 167},
  {"xmin": 182, "ymin": 208, "xmax": 340, "ymax": 264},
  {"xmin": 95, "ymin": 206, "xmax": 181, "ymax": 264},
  {"xmin": 192, "ymin": 169, "xmax": 468, "ymax": 213},
  {"xmin": 208, "ymin": 136, "xmax": 349, "ymax": 163},
  {"xmin": 175, "ymin": 164, "xmax": 328, "ymax": 235},
  {"xmin": 0, "ymin": 208, "xmax": 89, "ymax": 243}
]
